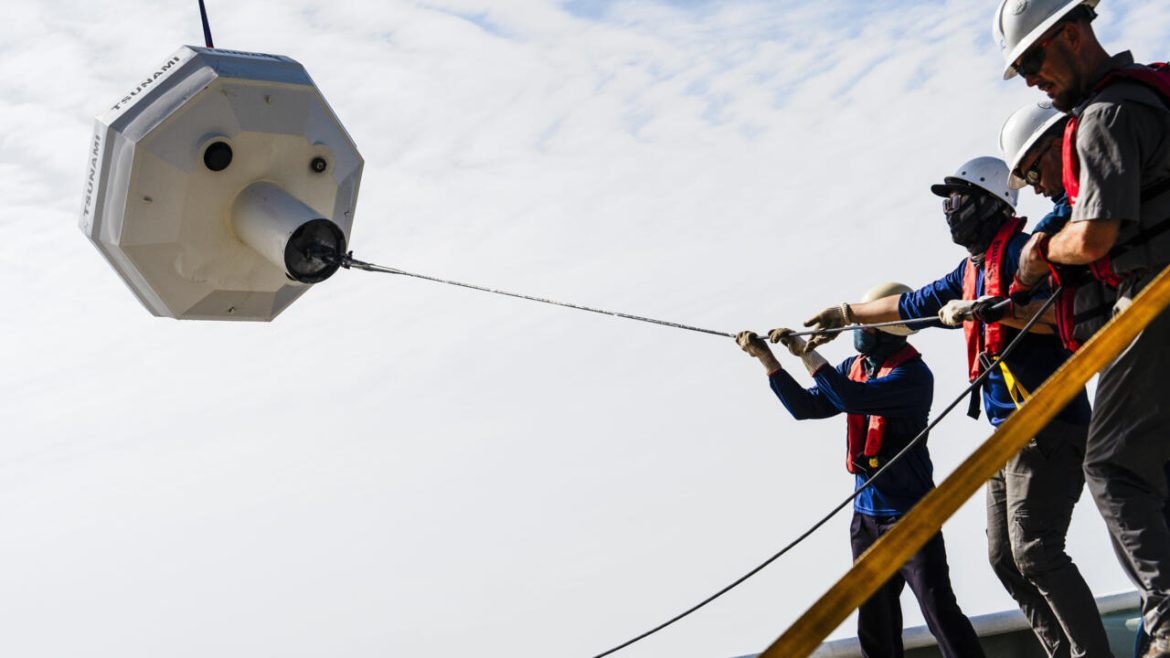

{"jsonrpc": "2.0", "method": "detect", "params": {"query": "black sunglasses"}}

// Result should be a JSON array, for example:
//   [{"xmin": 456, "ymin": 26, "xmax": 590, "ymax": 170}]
[
  {"xmin": 1014, "ymin": 29, "xmax": 1060, "ymax": 77},
  {"xmin": 1012, "ymin": 4, "xmax": 1096, "ymax": 78},
  {"xmin": 1017, "ymin": 139, "xmax": 1056, "ymax": 186}
]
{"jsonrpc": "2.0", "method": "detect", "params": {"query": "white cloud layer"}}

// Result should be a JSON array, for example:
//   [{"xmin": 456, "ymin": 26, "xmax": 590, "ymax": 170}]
[{"xmin": 2, "ymin": 1, "xmax": 1169, "ymax": 657}]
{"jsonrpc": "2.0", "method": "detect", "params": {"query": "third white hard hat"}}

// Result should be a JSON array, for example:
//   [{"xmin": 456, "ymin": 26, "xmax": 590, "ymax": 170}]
[
  {"xmin": 1000, "ymin": 101, "xmax": 1067, "ymax": 189},
  {"xmin": 929, "ymin": 157, "xmax": 1019, "ymax": 208},
  {"xmin": 992, "ymin": 0, "xmax": 1099, "ymax": 79}
]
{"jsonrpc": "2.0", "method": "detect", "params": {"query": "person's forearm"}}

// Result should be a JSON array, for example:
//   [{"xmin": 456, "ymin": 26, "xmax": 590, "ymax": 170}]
[
  {"xmin": 845, "ymin": 294, "xmax": 902, "ymax": 324},
  {"xmin": 757, "ymin": 353, "xmax": 781, "ymax": 372},
  {"xmin": 1047, "ymin": 219, "xmax": 1120, "ymax": 264},
  {"xmin": 1019, "ymin": 220, "xmax": 1122, "ymax": 287},
  {"xmin": 999, "ymin": 315, "xmax": 1055, "ymax": 333},
  {"xmin": 1009, "ymin": 298, "xmax": 1057, "ymax": 327}
]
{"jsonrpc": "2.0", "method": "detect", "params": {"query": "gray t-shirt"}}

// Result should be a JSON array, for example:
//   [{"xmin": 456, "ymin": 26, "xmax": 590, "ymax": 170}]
[{"xmin": 1071, "ymin": 52, "xmax": 1170, "ymax": 276}]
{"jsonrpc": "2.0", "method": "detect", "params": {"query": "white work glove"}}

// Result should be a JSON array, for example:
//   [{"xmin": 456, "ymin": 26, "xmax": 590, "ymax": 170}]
[
  {"xmin": 769, "ymin": 328, "xmax": 829, "ymax": 375},
  {"xmin": 803, "ymin": 304, "xmax": 851, "ymax": 351},
  {"xmin": 939, "ymin": 299, "xmax": 977, "ymax": 327},
  {"xmin": 939, "ymin": 296, "xmax": 996, "ymax": 327}
]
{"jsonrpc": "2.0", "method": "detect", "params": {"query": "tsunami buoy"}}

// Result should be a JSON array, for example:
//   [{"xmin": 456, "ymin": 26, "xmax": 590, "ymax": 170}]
[{"xmin": 81, "ymin": 46, "xmax": 363, "ymax": 321}]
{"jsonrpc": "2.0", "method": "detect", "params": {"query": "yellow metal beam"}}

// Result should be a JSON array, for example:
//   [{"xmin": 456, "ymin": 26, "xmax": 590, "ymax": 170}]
[{"xmin": 759, "ymin": 265, "xmax": 1170, "ymax": 658}]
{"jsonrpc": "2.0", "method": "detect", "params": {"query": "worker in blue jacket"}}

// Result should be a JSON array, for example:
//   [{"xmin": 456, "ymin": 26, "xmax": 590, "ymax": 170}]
[
  {"xmin": 803, "ymin": 156, "xmax": 1105, "ymax": 658},
  {"xmin": 736, "ymin": 281, "xmax": 983, "ymax": 658}
]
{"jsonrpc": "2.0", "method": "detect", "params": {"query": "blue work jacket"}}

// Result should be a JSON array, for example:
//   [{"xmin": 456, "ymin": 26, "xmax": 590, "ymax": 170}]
[
  {"xmin": 898, "ymin": 230, "xmax": 1092, "ymax": 428},
  {"xmin": 768, "ymin": 356, "xmax": 935, "ymax": 517}
]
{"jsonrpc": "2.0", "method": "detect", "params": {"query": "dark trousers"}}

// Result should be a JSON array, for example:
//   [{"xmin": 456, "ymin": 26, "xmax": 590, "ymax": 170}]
[
  {"xmin": 986, "ymin": 419, "xmax": 1113, "ymax": 658},
  {"xmin": 850, "ymin": 512, "xmax": 985, "ymax": 658},
  {"xmin": 1084, "ymin": 297, "xmax": 1170, "ymax": 641}
]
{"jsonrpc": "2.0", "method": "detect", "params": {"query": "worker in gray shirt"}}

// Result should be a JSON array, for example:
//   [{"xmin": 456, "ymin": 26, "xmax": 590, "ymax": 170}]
[{"xmin": 994, "ymin": 1, "xmax": 1170, "ymax": 656}]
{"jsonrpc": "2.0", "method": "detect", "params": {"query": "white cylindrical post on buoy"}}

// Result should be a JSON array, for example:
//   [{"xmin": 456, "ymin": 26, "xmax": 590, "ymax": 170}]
[{"xmin": 232, "ymin": 182, "xmax": 345, "ymax": 283}]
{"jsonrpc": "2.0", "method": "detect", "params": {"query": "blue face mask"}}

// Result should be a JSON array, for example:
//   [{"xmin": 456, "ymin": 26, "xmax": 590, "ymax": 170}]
[
  {"xmin": 854, "ymin": 329, "xmax": 907, "ymax": 359},
  {"xmin": 854, "ymin": 330, "xmax": 879, "ymax": 356}
]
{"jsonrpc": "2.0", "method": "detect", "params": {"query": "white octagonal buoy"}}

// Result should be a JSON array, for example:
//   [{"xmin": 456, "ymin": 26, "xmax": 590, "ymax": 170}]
[{"xmin": 80, "ymin": 46, "xmax": 363, "ymax": 321}]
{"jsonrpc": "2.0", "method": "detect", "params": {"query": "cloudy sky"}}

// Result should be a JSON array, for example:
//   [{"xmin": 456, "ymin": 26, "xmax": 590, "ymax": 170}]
[{"xmin": 5, "ymin": 1, "xmax": 1170, "ymax": 657}]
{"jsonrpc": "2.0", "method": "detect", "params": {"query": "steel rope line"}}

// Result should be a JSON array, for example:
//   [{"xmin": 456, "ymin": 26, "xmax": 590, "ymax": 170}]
[
  {"xmin": 339, "ymin": 252, "xmax": 938, "ymax": 339},
  {"xmin": 340, "ymin": 254, "xmax": 734, "ymax": 337},
  {"xmin": 588, "ymin": 288, "xmax": 1061, "ymax": 658}
]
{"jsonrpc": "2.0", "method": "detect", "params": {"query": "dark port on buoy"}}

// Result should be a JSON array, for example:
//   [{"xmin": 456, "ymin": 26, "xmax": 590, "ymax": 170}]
[
  {"xmin": 284, "ymin": 218, "xmax": 345, "ymax": 283},
  {"xmin": 203, "ymin": 141, "xmax": 233, "ymax": 171},
  {"xmin": 310, "ymin": 157, "xmax": 327, "ymax": 173}
]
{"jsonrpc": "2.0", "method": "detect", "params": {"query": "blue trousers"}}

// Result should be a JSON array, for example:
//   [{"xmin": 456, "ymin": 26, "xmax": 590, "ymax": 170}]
[{"xmin": 850, "ymin": 512, "xmax": 985, "ymax": 658}]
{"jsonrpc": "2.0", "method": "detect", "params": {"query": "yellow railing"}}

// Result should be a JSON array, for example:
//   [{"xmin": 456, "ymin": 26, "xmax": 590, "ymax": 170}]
[{"xmin": 759, "ymin": 264, "xmax": 1170, "ymax": 658}]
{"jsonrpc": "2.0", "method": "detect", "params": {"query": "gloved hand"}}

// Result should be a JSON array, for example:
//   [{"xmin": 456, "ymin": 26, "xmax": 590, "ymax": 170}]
[
  {"xmin": 803, "ymin": 304, "xmax": 851, "ymax": 351},
  {"xmin": 736, "ymin": 331, "xmax": 781, "ymax": 372},
  {"xmin": 1008, "ymin": 275, "xmax": 1038, "ymax": 305},
  {"xmin": 736, "ymin": 330, "xmax": 771, "ymax": 359},
  {"xmin": 970, "ymin": 296, "xmax": 1010, "ymax": 323},
  {"xmin": 938, "ymin": 299, "xmax": 977, "ymax": 327},
  {"xmin": 940, "ymin": 296, "xmax": 1012, "ymax": 326},
  {"xmin": 769, "ymin": 327, "xmax": 828, "ymax": 375},
  {"xmin": 768, "ymin": 327, "xmax": 806, "ymax": 356}
]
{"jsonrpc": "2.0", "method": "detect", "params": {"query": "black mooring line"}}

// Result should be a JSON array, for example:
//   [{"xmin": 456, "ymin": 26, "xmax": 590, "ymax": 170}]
[
  {"xmin": 336, "ymin": 251, "xmax": 1056, "ymax": 655},
  {"xmin": 587, "ymin": 289, "xmax": 1061, "ymax": 658},
  {"xmin": 198, "ymin": 0, "xmax": 214, "ymax": 48}
]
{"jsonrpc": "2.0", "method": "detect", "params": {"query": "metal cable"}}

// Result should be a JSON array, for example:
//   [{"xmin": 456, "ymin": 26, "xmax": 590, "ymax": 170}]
[
  {"xmin": 589, "ymin": 288, "xmax": 1061, "ymax": 658},
  {"xmin": 339, "ymin": 252, "xmax": 935, "ymax": 339},
  {"xmin": 341, "ymin": 253, "xmax": 736, "ymax": 337}
]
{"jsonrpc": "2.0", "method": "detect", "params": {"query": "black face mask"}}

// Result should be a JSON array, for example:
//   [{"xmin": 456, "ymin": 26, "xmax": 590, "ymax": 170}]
[
  {"xmin": 854, "ymin": 330, "xmax": 906, "ymax": 360},
  {"xmin": 944, "ymin": 190, "xmax": 1011, "ymax": 256}
]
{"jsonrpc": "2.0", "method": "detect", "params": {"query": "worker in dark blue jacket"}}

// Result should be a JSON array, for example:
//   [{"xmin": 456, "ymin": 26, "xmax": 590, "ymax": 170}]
[
  {"xmin": 802, "ymin": 155, "xmax": 1105, "ymax": 658},
  {"xmin": 736, "ymin": 281, "xmax": 983, "ymax": 658}
]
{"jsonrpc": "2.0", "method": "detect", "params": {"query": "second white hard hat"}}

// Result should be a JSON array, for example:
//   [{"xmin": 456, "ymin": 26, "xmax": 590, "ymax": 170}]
[
  {"xmin": 1000, "ymin": 101, "xmax": 1067, "ymax": 189},
  {"xmin": 929, "ymin": 156, "xmax": 1019, "ymax": 208},
  {"xmin": 992, "ymin": 0, "xmax": 1099, "ymax": 79}
]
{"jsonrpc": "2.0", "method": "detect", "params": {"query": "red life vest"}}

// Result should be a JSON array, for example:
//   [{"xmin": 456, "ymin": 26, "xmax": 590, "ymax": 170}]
[
  {"xmin": 962, "ymin": 217, "xmax": 1025, "ymax": 381},
  {"xmin": 845, "ymin": 343, "xmax": 920, "ymax": 474},
  {"xmin": 1062, "ymin": 62, "xmax": 1170, "ymax": 288},
  {"xmin": 1054, "ymin": 286, "xmax": 1082, "ymax": 352}
]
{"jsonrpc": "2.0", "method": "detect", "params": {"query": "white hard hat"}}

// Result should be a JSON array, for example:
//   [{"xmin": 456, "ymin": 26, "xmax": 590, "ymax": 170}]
[
  {"xmin": 992, "ymin": 0, "xmax": 1099, "ymax": 79},
  {"xmin": 929, "ymin": 156, "xmax": 1019, "ymax": 208},
  {"xmin": 1000, "ymin": 101, "xmax": 1067, "ymax": 189},
  {"xmin": 861, "ymin": 282, "xmax": 917, "ymax": 335}
]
